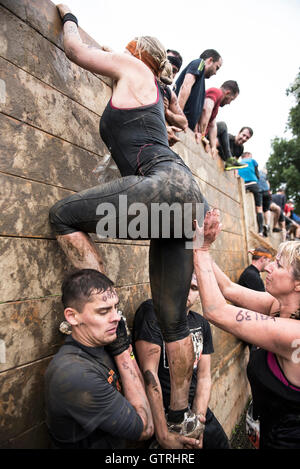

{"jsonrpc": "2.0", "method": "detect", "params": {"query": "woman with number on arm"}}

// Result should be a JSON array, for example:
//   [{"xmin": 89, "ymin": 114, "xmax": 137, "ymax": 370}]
[{"xmin": 193, "ymin": 209, "xmax": 300, "ymax": 449}]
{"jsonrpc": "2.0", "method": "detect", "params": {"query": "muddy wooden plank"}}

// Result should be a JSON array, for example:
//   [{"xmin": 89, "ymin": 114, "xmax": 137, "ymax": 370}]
[
  {"xmin": 210, "ymin": 249, "xmax": 247, "ymax": 273},
  {"xmin": 0, "ymin": 173, "xmax": 74, "ymax": 237},
  {"xmin": 0, "ymin": 358, "xmax": 51, "ymax": 442},
  {"xmin": 0, "ymin": 114, "xmax": 119, "ymax": 191},
  {"xmin": 0, "ymin": 296, "xmax": 64, "ymax": 372},
  {"xmin": 0, "ymin": 5, "xmax": 111, "ymax": 116},
  {"xmin": 176, "ymin": 136, "xmax": 240, "ymax": 201},
  {"xmin": 0, "ymin": 422, "xmax": 51, "ymax": 449},
  {"xmin": 195, "ymin": 178, "xmax": 242, "ymax": 219},
  {"xmin": 0, "ymin": 57, "xmax": 104, "ymax": 154},
  {"xmin": 0, "ymin": 237, "xmax": 149, "ymax": 302},
  {"xmin": 0, "ymin": 0, "xmax": 112, "ymax": 87}
]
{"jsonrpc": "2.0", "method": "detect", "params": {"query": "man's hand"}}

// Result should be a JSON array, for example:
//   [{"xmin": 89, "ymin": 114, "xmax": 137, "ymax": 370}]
[
  {"xmin": 56, "ymin": 4, "xmax": 72, "ymax": 18},
  {"xmin": 166, "ymin": 125, "xmax": 182, "ymax": 146},
  {"xmin": 105, "ymin": 316, "xmax": 131, "ymax": 357},
  {"xmin": 158, "ymin": 431, "xmax": 202, "ymax": 449}
]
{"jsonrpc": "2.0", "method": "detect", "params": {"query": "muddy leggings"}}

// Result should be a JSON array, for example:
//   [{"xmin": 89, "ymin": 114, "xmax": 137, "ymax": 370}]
[{"xmin": 49, "ymin": 160, "xmax": 208, "ymax": 342}]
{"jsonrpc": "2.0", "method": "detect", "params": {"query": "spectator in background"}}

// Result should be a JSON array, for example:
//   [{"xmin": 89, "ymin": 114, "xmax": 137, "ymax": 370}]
[
  {"xmin": 174, "ymin": 49, "xmax": 222, "ymax": 138},
  {"xmin": 285, "ymin": 200, "xmax": 295, "ymax": 218},
  {"xmin": 257, "ymin": 168, "xmax": 272, "ymax": 237},
  {"xmin": 217, "ymin": 124, "xmax": 253, "ymax": 170},
  {"xmin": 238, "ymin": 247, "xmax": 273, "ymax": 292},
  {"xmin": 238, "ymin": 152, "xmax": 264, "ymax": 236},
  {"xmin": 196, "ymin": 81, "xmax": 240, "ymax": 159}
]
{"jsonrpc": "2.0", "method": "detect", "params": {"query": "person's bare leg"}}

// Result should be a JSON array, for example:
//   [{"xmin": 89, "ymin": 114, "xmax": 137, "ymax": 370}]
[
  {"xmin": 264, "ymin": 209, "xmax": 271, "ymax": 226},
  {"xmin": 57, "ymin": 232, "xmax": 105, "ymax": 272},
  {"xmin": 165, "ymin": 335, "xmax": 195, "ymax": 411}
]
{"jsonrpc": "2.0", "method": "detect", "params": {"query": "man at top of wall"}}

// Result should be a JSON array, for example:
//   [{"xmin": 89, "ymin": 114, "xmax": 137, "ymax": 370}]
[
  {"xmin": 216, "ymin": 124, "xmax": 254, "ymax": 170},
  {"xmin": 196, "ymin": 81, "xmax": 240, "ymax": 160},
  {"xmin": 174, "ymin": 49, "xmax": 222, "ymax": 141}
]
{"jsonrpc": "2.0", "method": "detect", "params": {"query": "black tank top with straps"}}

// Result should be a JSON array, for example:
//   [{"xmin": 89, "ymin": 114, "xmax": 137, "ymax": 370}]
[{"xmin": 99, "ymin": 80, "xmax": 184, "ymax": 177}]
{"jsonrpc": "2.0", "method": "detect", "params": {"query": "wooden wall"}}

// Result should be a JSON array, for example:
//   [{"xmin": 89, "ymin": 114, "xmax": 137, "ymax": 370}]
[{"xmin": 0, "ymin": 0, "xmax": 254, "ymax": 448}]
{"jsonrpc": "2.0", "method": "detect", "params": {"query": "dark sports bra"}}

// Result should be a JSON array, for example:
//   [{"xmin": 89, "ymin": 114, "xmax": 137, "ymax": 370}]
[{"xmin": 99, "ymin": 79, "xmax": 183, "ymax": 176}]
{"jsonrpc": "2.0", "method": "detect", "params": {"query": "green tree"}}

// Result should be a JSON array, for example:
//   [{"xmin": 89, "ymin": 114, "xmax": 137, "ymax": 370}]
[{"xmin": 267, "ymin": 69, "xmax": 300, "ymax": 214}]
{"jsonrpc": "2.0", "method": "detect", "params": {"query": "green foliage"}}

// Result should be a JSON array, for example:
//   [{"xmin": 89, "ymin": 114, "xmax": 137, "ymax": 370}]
[{"xmin": 267, "ymin": 69, "xmax": 300, "ymax": 213}]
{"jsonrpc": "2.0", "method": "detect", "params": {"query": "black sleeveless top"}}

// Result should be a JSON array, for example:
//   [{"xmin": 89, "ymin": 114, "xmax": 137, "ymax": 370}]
[
  {"xmin": 99, "ymin": 80, "xmax": 184, "ymax": 177},
  {"xmin": 247, "ymin": 347, "xmax": 300, "ymax": 449}
]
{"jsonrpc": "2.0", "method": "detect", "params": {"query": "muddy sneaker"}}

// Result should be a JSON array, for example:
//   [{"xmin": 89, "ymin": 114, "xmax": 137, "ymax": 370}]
[
  {"xmin": 263, "ymin": 224, "xmax": 270, "ymax": 237},
  {"xmin": 167, "ymin": 409, "xmax": 205, "ymax": 439},
  {"xmin": 225, "ymin": 157, "xmax": 248, "ymax": 171}
]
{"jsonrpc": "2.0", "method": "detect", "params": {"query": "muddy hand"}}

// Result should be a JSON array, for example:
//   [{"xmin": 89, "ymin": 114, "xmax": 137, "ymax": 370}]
[{"xmin": 193, "ymin": 209, "xmax": 222, "ymax": 251}]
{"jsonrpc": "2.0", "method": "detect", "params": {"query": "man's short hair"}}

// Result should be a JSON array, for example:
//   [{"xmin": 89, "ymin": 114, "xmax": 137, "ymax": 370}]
[
  {"xmin": 62, "ymin": 269, "xmax": 114, "ymax": 312},
  {"xmin": 241, "ymin": 151, "xmax": 252, "ymax": 158},
  {"xmin": 221, "ymin": 80, "xmax": 240, "ymax": 95},
  {"xmin": 200, "ymin": 49, "xmax": 221, "ymax": 62},
  {"xmin": 251, "ymin": 246, "xmax": 272, "ymax": 260},
  {"xmin": 239, "ymin": 126, "xmax": 253, "ymax": 137},
  {"xmin": 167, "ymin": 49, "xmax": 183, "ymax": 69}
]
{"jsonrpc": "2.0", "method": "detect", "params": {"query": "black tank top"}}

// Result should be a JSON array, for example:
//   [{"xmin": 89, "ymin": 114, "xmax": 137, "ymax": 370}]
[
  {"xmin": 247, "ymin": 347, "xmax": 300, "ymax": 448},
  {"xmin": 99, "ymin": 80, "xmax": 183, "ymax": 176}
]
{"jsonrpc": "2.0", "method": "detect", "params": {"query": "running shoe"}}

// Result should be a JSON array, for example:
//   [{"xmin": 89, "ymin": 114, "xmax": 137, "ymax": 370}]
[
  {"xmin": 167, "ymin": 408, "xmax": 205, "ymax": 439},
  {"xmin": 225, "ymin": 157, "xmax": 248, "ymax": 171}
]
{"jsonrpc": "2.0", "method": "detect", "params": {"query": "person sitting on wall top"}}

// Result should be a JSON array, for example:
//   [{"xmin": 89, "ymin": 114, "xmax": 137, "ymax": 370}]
[
  {"xmin": 196, "ymin": 81, "xmax": 240, "ymax": 161},
  {"xmin": 44, "ymin": 269, "xmax": 154, "ymax": 449},
  {"xmin": 174, "ymin": 49, "xmax": 222, "ymax": 142},
  {"xmin": 216, "ymin": 123, "xmax": 253, "ymax": 171},
  {"xmin": 133, "ymin": 272, "xmax": 230, "ymax": 449}
]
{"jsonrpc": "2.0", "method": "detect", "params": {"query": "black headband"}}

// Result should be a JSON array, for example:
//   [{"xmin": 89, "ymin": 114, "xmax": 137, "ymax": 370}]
[{"xmin": 167, "ymin": 55, "xmax": 182, "ymax": 71}]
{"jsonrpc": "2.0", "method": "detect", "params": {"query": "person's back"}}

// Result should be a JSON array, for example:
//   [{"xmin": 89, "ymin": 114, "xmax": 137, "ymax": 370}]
[
  {"xmin": 272, "ymin": 191, "xmax": 286, "ymax": 211},
  {"xmin": 100, "ymin": 80, "xmax": 181, "ymax": 176},
  {"xmin": 238, "ymin": 157, "xmax": 258, "ymax": 182},
  {"xmin": 238, "ymin": 264, "xmax": 265, "ymax": 292}
]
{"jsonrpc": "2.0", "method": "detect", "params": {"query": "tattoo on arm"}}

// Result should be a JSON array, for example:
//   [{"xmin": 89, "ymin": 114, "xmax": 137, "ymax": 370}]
[
  {"xmin": 235, "ymin": 310, "xmax": 276, "ymax": 322},
  {"xmin": 143, "ymin": 370, "xmax": 160, "ymax": 394}
]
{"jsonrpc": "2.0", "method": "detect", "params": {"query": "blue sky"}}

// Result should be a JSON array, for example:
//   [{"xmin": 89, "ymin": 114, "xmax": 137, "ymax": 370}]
[{"xmin": 53, "ymin": 0, "xmax": 300, "ymax": 168}]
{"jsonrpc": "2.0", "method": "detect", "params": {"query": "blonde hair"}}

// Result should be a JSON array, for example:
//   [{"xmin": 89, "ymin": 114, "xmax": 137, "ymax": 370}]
[
  {"xmin": 135, "ymin": 36, "xmax": 173, "ymax": 84},
  {"xmin": 278, "ymin": 241, "xmax": 300, "ymax": 280}
]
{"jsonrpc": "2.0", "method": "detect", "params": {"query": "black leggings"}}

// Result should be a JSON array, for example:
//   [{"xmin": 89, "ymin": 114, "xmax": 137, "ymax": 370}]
[{"xmin": 50, "ymin": 160, "xmax": 208, "ymax": 342}]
